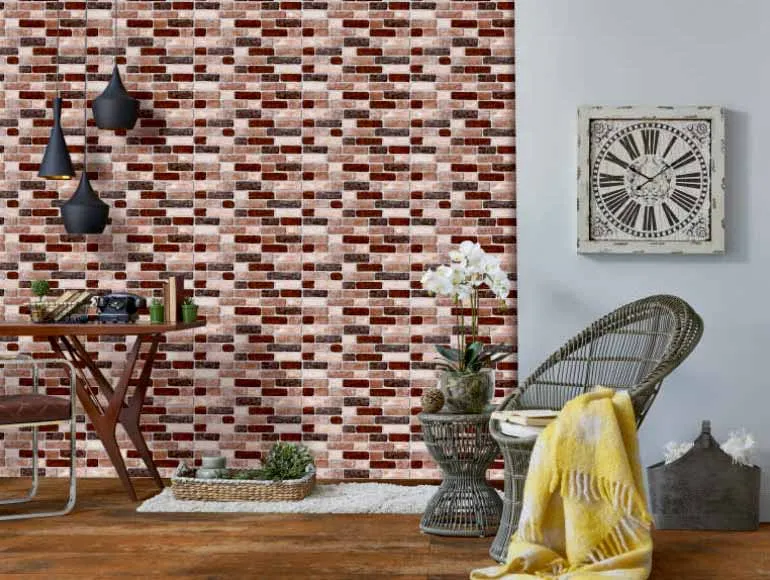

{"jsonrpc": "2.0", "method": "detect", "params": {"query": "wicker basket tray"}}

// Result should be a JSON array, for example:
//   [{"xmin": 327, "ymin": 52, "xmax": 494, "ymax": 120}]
[{"xmin": 171, "ymin": 465, "xmax": 316, "ymax": 502}]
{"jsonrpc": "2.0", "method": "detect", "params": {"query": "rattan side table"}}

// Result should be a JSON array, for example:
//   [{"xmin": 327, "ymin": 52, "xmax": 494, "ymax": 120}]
[{"xmin": 419, "ymin": 412, "xmax": 502, "ymax": 537}]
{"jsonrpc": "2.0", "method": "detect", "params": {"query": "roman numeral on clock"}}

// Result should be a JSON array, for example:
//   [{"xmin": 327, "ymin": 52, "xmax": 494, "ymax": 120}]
[
  {"xmin": 670, "ymin": 150, "xmax": 696, "ymax": 170},
  {"xmin": 662, "ymin": 135, "xmax": 678, "ymax": 159},
  {"xmin": 661, "ymin": 202, "xmax": 679, "ymax": 227},
  {"xmin": 641, "ymin": 128, "xmax": 660, "ymax": 155},
  {"xmin": 601, "ymin": 188, "xmax": 629, "ymax": 214},
  {"xmin": 598, "ymin": 173, "xmax": 625, "ymax": 188},
  {"xmin": 604, "ymin": 151, "xmax": 630, "ymax": 170},
  {"xmin": 619, "ymin": 134, "xmax": 641, "ymax": 160},
  {"xmin": 670, "ymin": 189, "xmax": 697, "ymax": 212},
  {"xmin": 617, "ymin": 200, "xmax": 641, "ymax": 228},
  {"xmin": 643, "ymin": 206, "xmax": 657, "ymax": 232},
  {"xmin": 675, "ymin": 172, "xmax": 702, "ymax": 189}
]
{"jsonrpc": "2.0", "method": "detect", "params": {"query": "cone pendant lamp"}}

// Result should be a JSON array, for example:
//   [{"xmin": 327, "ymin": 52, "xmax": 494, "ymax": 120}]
[
  {"xmin": 61, "ymin": 172, "xmax": 109, "ymax": 234},
  {"xmin": 92, "ymin": 64, "xmax": 139, "ymax": 130},
  {"xmin": 38, "ymin": 96, "xmax": 75, "ymax": 179},
  {"xmin": 92, "ymin": 0, "xmax": 138, "ymax": 129},
  {"xmin": 38, "ymin": 2, "xmax": 74, "ymax": 180}
]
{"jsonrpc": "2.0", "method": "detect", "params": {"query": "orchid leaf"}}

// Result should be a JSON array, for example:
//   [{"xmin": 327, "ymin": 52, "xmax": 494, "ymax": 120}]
[
  {"xmin": 435, "ymin": 345, "xmax": 460, "ymax": 362},
  {"xmin": 464, "ymin": 341, "xmax": 483, "ymax": 367},
  {"xmin": 477, "ymin": 345, "xmax": 514, "ymax": 367}
]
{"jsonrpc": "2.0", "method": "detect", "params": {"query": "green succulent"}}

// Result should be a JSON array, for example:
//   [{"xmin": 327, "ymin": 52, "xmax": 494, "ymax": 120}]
[
  {"xmin": 257, "ymin": 442, "xmax": 314, "ymax": 481},
  {"xmin": 434, "ymin": 342, "xmax": 513, "ymax": 374},
  {"xmin": 183, "ymin": 297, "xmax": 196, "ymax": 307}
]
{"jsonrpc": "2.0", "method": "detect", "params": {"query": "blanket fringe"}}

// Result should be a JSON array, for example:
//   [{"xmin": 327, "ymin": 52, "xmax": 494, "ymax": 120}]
[
  {"xmin": 519, "ymin": 468, "xmax": 649, "ymax": 552},
  {"xmin": 586, "ymin": 514, "xmax": 648, "ymax": 564},
  {"xmin": 558, "ymin": 469, "xmax": 645, "ymax": 515}
]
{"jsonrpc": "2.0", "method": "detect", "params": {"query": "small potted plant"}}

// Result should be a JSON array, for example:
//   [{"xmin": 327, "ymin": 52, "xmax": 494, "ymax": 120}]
[
  {"xmin": 30, "ymin": 279, "xmax": 51, "ymax": 323},
  {"xmin": 149, "ymin": 298, "xmax": 165, "ymax": 324},
  {"xmin": 181, "ymin": 297, "xmax": 198, "ymax": 323},
  {"xmin": 421, "ymin": 241, "xmax": 514, "ymax": 413}
]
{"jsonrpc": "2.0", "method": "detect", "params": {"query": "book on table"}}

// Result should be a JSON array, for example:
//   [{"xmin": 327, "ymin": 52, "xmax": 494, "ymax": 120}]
[
  {"xmin": 498, "ymin": 422, "xmax": 545, "ymax": 438},
  {"xmin": 492, "ymin": 409, "xmax": 560, "ymax": 438},
  {"xmin": 494, "ymin": 409, "xmax": 560, "ymax": 427},
  {"xmin": 163, "ymin": 274, "xmax": 186, "ymax": 323},
  {"xmin": 49, "ymin": 290, "xmax": 93, "ymax": 322}
]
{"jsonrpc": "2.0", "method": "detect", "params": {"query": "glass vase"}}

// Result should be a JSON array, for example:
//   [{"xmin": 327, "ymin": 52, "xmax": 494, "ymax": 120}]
[{"xmin": 438, "ymin": 369, "xmax": 495, "ymax": 414}]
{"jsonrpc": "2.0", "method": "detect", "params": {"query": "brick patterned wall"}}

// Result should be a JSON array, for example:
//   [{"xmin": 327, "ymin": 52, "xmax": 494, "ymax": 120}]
[{"xmin": 0, "ymin": 1, "xmax": 515, "ymax": 479}]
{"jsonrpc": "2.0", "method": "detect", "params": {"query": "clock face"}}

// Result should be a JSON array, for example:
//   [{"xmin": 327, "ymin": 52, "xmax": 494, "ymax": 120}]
[{"xmin": 589, "ymin": 119, "xmax": 712, "ymax": 241}]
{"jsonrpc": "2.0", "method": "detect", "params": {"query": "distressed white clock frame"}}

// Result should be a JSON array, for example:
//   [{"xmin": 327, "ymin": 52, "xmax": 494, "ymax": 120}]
[{"xmin": 577, "ymin": 105, "xmax": 726, "ymax": 254}]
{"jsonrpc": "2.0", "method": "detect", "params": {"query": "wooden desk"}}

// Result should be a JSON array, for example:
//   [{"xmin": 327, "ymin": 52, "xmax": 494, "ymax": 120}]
[{"xmin": 0, "ymin": 321, "xmax": 205, "ymax": 501}]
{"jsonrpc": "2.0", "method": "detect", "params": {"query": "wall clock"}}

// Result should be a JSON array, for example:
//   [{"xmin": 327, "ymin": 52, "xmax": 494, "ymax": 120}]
[{"xmin": 577, "ymin": 106, "xmax": 725, "ymax": 254}]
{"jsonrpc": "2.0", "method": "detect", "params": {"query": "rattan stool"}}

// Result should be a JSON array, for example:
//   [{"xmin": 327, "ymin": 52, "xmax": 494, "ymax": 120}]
[{"xmin": 419, "ymin": 412, "xmax": 502, "ymax": 537}]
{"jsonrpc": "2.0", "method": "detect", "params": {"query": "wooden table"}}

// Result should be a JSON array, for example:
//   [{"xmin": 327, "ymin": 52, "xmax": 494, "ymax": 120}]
[{"xmin": 0, "ymin": 321, "xmax": 205, "ymax": 501}]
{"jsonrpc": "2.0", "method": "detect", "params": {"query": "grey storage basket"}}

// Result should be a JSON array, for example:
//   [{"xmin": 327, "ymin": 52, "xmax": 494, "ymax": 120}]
[{"xmin": 647, "ymin": 420, "xmax": 760, "ymax": 531}]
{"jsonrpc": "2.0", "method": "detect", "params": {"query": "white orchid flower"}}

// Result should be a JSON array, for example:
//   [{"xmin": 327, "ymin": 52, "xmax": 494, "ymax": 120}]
[
  {"xmin": 421, "ymin": 242, "xmax": 512, "ymax": 374},
  {"xmin": 421, "ymin": 268, "xmax": 453, "ymax": 296},
  {"xmin": 454, "ymin": 284, "xmax": 472, "ymax": 302}
]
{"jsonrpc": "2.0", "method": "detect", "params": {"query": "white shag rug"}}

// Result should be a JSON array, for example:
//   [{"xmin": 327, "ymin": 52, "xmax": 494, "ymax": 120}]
[{"xmin": 137, "ymin": 483, "xmax": 440, "ymax": 514}]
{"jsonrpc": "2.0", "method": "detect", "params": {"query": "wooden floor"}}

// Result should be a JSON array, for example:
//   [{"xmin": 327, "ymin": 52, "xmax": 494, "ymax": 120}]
[{"xmin": 0, "ymin": 478, "xmax": 767, "ymax": 579}]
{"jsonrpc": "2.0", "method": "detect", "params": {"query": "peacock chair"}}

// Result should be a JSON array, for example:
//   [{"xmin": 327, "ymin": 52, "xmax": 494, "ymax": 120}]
[{"xmin": 488, "ymin": 294, "xmax": 703, "ymax": 562}]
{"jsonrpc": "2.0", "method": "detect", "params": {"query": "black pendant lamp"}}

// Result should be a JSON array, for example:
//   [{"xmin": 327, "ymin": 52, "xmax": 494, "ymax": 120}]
[
  {"xmin": 39, "ymin": 97, "xmax": 75, "ymax": 179},
  {"xmin": 38, "ymin": 3, "xmax": 74, "ymax": 180},
  {"xmin": 92, "ymin": 0, "xmax": 138, "ymax": 129},
  {"xmin": 61, "ymin": 2, "xmax": 109, "ymax": 235},
  {"xmin": 61, "ymin": 172, "xmax": 109, "ymax": 234}
]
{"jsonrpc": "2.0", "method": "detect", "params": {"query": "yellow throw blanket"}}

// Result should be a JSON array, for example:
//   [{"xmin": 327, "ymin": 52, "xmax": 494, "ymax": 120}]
[{"xmin": 472, "ymin": 388, "xmax": 652, "ymax": 580}]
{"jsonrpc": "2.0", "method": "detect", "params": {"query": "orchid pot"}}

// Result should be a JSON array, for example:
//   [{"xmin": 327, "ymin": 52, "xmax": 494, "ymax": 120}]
[{"xmin": 439, "ymin": 368, "xmax": 495, "ymax": 414}]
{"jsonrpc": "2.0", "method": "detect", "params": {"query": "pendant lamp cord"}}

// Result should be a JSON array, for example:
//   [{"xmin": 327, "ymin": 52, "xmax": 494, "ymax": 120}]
[
  {"xmin": 83, "ymin": 0, "xmax": 88, "ymax": 169},
  {"xmin": 55, "ymin": 0, "xmax": 60, "ymax": 96},
  {"xmin": 113, "ymin": 0, "xmax": 118, "ymax": 61}
]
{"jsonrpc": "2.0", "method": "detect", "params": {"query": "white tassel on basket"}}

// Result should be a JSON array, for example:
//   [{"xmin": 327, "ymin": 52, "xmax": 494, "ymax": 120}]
[
  {"xmin": 663, "ymin": 441, "xmax": 693, "ymax": 464},
  {"xmin": 721, "ymin": 429, "xmax": 756, "ymax": 466}
]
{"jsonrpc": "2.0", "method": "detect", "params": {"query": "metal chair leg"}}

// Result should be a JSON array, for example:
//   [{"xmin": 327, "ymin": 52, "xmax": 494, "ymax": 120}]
[{"xmin": 0, "ymin": 427, "xmax": 38, "ymax": 505}]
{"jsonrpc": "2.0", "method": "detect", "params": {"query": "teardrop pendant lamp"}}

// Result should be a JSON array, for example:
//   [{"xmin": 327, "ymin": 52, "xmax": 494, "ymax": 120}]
[
  {"xmin": 61, "ymin": 2, "xmax": 109, "ymax": 235},
  {"xmin": 38, "ymin": 2, "xmax": 75, "ymax": 180},
  {"xmin": 91, "ymin": 0, "xmax": 138, "ymax": 129}
]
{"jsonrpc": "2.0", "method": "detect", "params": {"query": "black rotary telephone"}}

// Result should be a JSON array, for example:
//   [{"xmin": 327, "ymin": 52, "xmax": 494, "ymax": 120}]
[{"xmin": 96, "ymin": 293, "xmax": 146, "ymax": 324}]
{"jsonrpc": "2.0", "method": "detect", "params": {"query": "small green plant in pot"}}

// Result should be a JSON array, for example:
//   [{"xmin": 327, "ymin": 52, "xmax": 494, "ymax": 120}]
[
  {"xmin": 421, "ymin": 241, "xmax": 514, "ymax": 413},
  {"xmin": 181, "ymin": 297, "xmax": 198, "ymax": 323},
  {"xmin": 149, "ymin": 298, "xmax": 165, "ymax": 324},
  {"xmin": 29, "ymin": 279, "xmax": 51, "ymax": 323}
]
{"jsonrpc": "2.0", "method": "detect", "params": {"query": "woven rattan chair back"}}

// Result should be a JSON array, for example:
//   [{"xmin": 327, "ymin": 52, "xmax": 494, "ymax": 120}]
[
  {"xmin": 507, "ymin": 294, "xmax": 703, "ymax": 424},
  {"xmin": 487, "ymin": 295, "xmax": 703, "ymax": 563}
]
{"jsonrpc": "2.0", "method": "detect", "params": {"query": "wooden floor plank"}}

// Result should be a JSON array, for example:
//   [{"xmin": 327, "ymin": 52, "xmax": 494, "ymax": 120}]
[{"xmin": 0, "ymin": 478, "xmax": 766, "ymax": 579}]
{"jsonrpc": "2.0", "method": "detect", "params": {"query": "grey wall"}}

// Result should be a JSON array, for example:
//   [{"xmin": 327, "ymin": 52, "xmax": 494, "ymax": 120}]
[{"xmin": 517, "ymin": 0, "xmax": 770, "ymax": 517}]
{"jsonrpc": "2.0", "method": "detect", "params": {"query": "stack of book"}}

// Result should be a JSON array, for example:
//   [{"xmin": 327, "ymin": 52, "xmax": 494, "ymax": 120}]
[
  {"xmin": 492, "ymin": 409, "xmax": 560, "ymax": 438},
  {"xmin": 45, "ymin": 290, "xmax": 93, "ymax": 322},
  {"xmin": 162, "ymin": 274, "xmax": 186, "ymax": 323}
]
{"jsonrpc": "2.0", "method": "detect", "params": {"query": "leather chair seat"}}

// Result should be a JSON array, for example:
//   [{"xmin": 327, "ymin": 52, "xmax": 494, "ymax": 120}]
[{"xmin": 0, "ymin": 394, "xmax": 70, "ymax": 426}]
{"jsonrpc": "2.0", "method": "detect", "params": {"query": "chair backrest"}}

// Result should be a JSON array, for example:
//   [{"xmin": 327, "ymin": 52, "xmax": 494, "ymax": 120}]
[{"xmin": 509, "ymin": 295, "xmax": 703, "ymax": 425}]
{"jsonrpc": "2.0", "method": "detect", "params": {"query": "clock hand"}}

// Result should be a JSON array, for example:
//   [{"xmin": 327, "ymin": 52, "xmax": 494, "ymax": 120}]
[
  {"xmin": 628, "ymin": 166, "xmax": 652, "ymax": 180},
  {"xmin": 634, "ymin": 163, "xmax": 673, "ymax": 190}
]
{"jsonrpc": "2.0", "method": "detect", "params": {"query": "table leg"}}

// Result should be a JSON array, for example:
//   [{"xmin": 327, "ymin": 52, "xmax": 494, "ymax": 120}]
[
  {"xmin": 49, "ymin": 335, "xmax": 164, "ymax": 501},
  {"xmin": 118, "ymin": 337, "xmax": 164, "ymax": 489}
]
